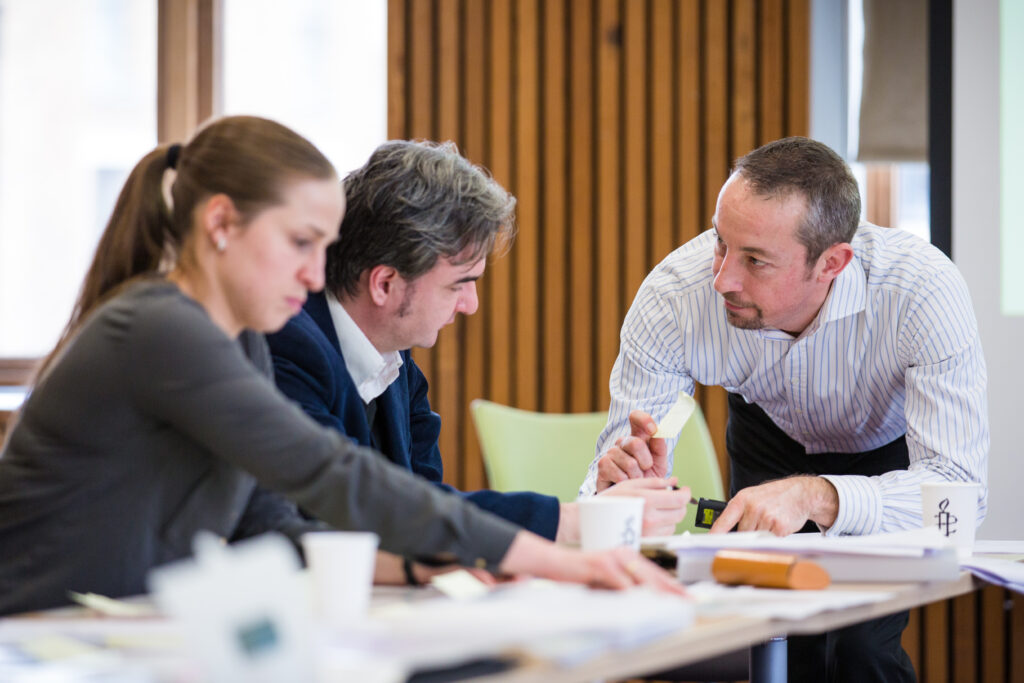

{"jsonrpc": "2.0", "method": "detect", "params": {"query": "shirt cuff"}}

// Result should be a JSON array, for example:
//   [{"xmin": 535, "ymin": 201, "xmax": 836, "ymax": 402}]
[{"xmin": 819, "ymin": 474, "xmax": 883, "ymax": 536}]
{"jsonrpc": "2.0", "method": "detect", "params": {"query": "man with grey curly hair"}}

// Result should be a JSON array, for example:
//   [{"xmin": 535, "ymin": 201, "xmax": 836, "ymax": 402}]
[{"xmin": 267, "ymin": 140, "xmax": 689, "ymax": 583}]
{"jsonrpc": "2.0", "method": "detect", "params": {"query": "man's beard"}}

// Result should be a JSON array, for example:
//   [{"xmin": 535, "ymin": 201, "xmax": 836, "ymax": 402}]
[
  {"xmin": 397, "ymin": 282, "xmax": 416, "ymax": 318},
  {"xmin": 722, "ymin": 295, "xmax": 765, "ymax": 330}
]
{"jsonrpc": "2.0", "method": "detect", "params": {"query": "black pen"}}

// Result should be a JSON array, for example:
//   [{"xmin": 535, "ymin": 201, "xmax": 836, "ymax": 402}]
[{"xmin": 669, "ymin": 484, "xmax": 698, "ymax": 505}]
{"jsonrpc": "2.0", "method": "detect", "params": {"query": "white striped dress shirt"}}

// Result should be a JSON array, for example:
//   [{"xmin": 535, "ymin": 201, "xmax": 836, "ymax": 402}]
[{"xmin": 581, "ymin": 226, "xmax": 989, "ymax": 536}]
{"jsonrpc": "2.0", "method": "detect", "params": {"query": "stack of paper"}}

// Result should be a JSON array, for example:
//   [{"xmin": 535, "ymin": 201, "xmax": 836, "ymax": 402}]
[
  {"xmin": 647, "ymin": 527, "xmax": 961, "ymax": 583},
  {"xmin": 685, "ymin": 581, "xmax": 895, "ymax": 620}
]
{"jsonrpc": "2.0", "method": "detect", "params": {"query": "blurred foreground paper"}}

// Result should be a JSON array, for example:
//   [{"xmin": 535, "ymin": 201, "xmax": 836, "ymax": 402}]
[{"xmin": 148, "ymin": 532, "xmax": 313, "ymax": 683}]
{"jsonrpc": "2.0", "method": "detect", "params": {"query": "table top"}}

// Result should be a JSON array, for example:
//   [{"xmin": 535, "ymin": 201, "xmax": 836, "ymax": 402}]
[{"xmin": 0, "ymin": 573, "xmax": 980, "ymax": 683}]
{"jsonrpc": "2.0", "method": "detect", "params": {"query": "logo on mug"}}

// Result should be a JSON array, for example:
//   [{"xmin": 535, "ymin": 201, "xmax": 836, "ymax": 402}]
[
  {"xmin": 934, "ymin": 497, "xmax": 958, "ymax": 537},
  {"xmin": 620, "ymin": 515, "xmax": 638, "ymax": 547}
]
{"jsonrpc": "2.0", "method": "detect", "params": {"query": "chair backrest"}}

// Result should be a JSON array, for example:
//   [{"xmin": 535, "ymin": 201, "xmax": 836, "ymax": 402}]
[
  {"xmin": 469, "ymin": 399, "xmax": 726, "ymax": 534},
  {"xmin": 469, "ymin": 399, "xmax": 606, "ymax": 503}
]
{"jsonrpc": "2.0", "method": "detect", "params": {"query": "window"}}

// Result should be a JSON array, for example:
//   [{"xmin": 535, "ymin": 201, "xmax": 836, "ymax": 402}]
[
  {"xmin": 846, "ymin": 0, "xmax": 931, "ymax": 241},
  {"xmin": 222, "ymin": 0, "xmax": 387, "ymax": 180},
  {"xmin": 0, "ymin": 0, "xmax": 157, "ymax": 358}
]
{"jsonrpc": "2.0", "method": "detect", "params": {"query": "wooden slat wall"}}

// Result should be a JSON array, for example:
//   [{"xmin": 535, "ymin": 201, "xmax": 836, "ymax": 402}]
[
  {"xmin": 387, "ymin": 0, "xmax": 810, "ymax": 491},
  {"xmin": 900, "ymin": 585, "xmax": 1024, "ymax": 683}
]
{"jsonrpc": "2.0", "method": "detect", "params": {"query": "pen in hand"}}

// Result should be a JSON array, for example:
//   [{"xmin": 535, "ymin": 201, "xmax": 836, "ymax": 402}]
[{"xmin": 669, "ymin": 484, "xmax": 698, "ymax": 505}]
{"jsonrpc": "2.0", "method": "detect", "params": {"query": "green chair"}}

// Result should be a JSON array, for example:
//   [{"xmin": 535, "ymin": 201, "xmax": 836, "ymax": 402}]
[
  {"xmin": 468, "ymin": 399, "xmax": 725, "ymax": 534},
  {"xmin": 469, "ymin": 400, "xmax": 606, "ymax": 503}
]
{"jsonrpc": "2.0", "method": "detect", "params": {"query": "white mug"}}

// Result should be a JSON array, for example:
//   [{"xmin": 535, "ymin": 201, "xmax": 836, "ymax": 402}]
[{"xmin": 578, "ymin": 496, "xmax": 645, "ymax": 551}]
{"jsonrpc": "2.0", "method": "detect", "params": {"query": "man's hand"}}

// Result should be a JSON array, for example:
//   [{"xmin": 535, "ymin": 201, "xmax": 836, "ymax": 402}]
[
  {"xmin": 595, "ymin": 410, "xmax": 671, "ymax": 491},
  {"xmin": 709, "ymin": 476, "xmax": 839, "ymax": 535}
]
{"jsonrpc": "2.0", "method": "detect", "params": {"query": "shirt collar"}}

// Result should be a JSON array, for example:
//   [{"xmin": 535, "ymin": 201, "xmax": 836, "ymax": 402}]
[
  {"xmin": 325, "ymin": 292, "xmax": 403, "ymax": 404},
  {"xmin": 815, "ymin": 249, "xmax": 867, "ymax": 325}
]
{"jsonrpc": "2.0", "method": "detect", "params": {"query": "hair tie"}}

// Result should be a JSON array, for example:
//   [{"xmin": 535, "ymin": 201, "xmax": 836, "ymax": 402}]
[{"xmin": 166, "ymin": 143, "xmax": 182, "ymax": 170}]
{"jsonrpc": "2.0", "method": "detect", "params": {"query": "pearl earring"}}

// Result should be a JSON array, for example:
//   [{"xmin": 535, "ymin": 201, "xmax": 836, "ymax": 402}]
[{"xmin": 215, "ymin": 237, "xmax": 227, "ymax": 252}]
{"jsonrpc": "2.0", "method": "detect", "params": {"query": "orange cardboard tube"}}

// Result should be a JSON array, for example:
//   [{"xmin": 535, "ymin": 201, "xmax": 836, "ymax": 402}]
[{"xmin": 711, "ymin": 550, "xmax": 831, "ymax": 590}]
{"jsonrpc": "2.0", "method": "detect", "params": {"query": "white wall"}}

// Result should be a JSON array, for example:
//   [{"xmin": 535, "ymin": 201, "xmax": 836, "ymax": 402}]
[{"xmin": 953, "ymin": 0, "xmax": 1022, "ymax": 539}]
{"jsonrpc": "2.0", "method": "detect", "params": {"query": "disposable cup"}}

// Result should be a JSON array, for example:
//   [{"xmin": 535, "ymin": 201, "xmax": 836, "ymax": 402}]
[{"xmin": 301, "ymin": 531, "xmax": 379, "ymax": 627}]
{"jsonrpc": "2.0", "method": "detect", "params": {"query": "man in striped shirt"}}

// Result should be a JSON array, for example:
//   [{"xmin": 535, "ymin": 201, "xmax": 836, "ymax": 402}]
[{"xmin": 582, "ymin": 137, "xmax": 987, "ymax": 682}]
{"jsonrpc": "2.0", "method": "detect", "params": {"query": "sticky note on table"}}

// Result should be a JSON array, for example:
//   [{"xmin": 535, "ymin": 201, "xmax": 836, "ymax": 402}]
[
  {"xmin": 653, "ymin": 392, "xmax": 696, "ymax": 439},
  {"xmin": 430, "ymin": 569, "xmax": 490, "ymax": 600}
]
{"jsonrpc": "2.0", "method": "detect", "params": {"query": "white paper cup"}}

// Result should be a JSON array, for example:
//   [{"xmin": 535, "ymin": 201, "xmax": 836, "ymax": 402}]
[
  {"xmin": 578, "ymin": 496, "xmax": 645, "ymax": 551},
  {"xmin": 301, "ymin": 531, "xmax": 379, "ymax": 628},
  {"xmin": 921, "ymin": 481, "xmax": 980, "ymax": 559}
]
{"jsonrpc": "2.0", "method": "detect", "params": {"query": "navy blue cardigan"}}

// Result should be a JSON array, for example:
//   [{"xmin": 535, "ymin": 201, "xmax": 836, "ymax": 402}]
[{"xmin": 266, "ymin": 293, "xmax": 559, "ymax": 539}]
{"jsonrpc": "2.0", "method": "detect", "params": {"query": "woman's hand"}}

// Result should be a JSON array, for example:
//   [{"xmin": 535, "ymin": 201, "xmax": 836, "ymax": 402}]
[{"xmin": 499, "ymin": 531, "xmax": 687, "ymax": 595}]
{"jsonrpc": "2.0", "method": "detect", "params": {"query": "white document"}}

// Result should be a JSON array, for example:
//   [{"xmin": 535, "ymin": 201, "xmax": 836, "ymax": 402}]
[
  {"xmin": 652, "ymin": 528, "xmax": 962, "ymax": 583},
  {"xmin": 648, "ymin": 527, "xmax": 955, "ymax": 558},
  {"xmin": 973, "ymin": 539, "xmax": 1024, "ymax": 555},
  {"xmin": 342, "ymin": 583, "xmax": 695, "ymax": 671},
  {"xmin": 653, "ymin": 392, "xmax": 697, "ymax": 439},
  {"xmin": 960, "ymin": 556, "xmax": 1024, "ymax": 594},
  {"xmin": 686, "ymin": 581, "xmax": 895, "ymax": 621}
]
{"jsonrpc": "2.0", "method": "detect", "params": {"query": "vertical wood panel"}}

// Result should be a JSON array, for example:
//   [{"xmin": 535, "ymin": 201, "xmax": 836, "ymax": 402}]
[
  {"xmin": 514, "ymin": 0, "xmax": 541, "ymax": 410},
  {"xmin": 650, "ymin": 0, "xmax": 674, "ymax": 265},
  {"xmin": 568, "ymin": 0, "xmax": 595, "ymax": 413},
  {"xmin": 923, "ymin": 601, "xmax": 950, "ymax": 683},
  {"xmin": 386, "ymin": 0, "xmax": 407, "ymax": 138},
  {"xmin": 435, "ymin": 0, "xmax": 462, "ymax": 484},
  {"xmin": 903, "ymin": 607, "xmax": 922, "ymax": 678},
  {"xmin": 460, "ymin": 0, "xmax": 489, "ymax": 491},
  {"xmin": 785, "ymin": 0, "xmax": 809, "ymax": 135},
  {"xmin": 407, "ymin": 0, "xmax": 434, "ymax": 140},
  {"xmin": 704, "ymin": 0, "xmax": 729, "ymax": 214},
  {"xmin": 951, "ymin": 592, "xmax": 978, "ymax": 683},
  {"xmin": 542, "ymin": 0, "xmax": 568, "ymax": 412},
  {"xmin": 676, "ymin": 0, "xmax": 701, "ymax": 249},
  {"xmin": 759, "ymin": 0, "xmax": 785, "ymax": 143},
  {"xmin": 487, "ymin": 0, "xmax": 514, "ymax": 409},
  {"xmin": 623, "ymin": 0, "xmax": 648, "ymax": 299},
  {"xmin": 981, "ymin": 584, "xmax": 1007, "ymax": 683},
  {"xmin": 1012, "ymin": 590, "xmax": 1024, "ymax": 683},
  {"xmin": 595, "ymin": 0, "xmax": 622, "ymax": 409},
  {"xmin": 731, "ymin": 0, "xmax": 757, "ymax": 158}
]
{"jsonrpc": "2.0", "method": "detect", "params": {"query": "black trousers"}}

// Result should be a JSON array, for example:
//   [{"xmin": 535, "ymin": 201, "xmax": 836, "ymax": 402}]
[{"xmin": 726, "ymin": 393, "xmax": 917, "ymax": 683}]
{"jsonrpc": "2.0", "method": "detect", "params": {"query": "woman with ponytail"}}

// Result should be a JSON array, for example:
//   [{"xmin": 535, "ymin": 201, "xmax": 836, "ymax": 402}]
[{"xmin": 0, "ymin": 116, "xmax": 682, "ymax": 615}]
